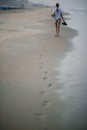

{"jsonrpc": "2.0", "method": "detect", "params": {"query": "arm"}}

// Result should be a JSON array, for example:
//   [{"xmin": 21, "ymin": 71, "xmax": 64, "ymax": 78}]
[
  {"xmin": 61, "ymin": 13, "xmax": 65, "ymax": 22},
  {"xmin": 61, "ymin": 12, "xmax": 67, "ymax": 25}
]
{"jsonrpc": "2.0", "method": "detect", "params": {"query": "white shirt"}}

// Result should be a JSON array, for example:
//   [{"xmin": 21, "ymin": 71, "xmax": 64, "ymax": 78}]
[{"xmin": 53, "ymin": 8, "xmax": 62, "ymax": 20}]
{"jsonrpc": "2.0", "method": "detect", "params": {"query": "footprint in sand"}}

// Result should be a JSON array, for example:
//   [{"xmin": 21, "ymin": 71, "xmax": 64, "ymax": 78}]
[
  {"xmin": 42, "ymin": 100, "xmax": 51, "ymax": 108},
  {"xmin": 38, "ymin": 54, "xmax": 43, "ymax": 61},
  {"xmin": 48, "ymin": 83, "xmax": 53, "ymax": 88},
  {"xmin": 36, "ymin": 113, "xmax": 46, "ymax": 121},
  {"xmin": 40, "ymin": 54, "xmax": 43, "ymax": 57},
  {"xmin": 43, "ymin": 77, "xmax": 48, "ymax": 80},
  {"xmin": 40, "ymin": 90, "xmax": 46, "ymax": 94},
  {"xmin": 44, "ymin": 71, "xmax": 50, "ymax": 78},
  {"xmin": 40, "ymin": 66, "xmax": 44, "ymax": 69},
  {"xmin": 44, "ymin": 71, "xmax": 48, "ymax": 74},
  {"xmin": 40, "ymin": 91, "xmax": 47, "ymax": 97}
]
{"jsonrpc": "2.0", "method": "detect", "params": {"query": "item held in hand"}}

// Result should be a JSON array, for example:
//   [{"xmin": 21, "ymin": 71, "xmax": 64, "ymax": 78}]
[
  {"xmin": 51, "ymin": 14, "xmax": 55, "ymax": 18},
  {"xmin": 62, "ymin": 21, "xmax": 67, "ymax": 25}
]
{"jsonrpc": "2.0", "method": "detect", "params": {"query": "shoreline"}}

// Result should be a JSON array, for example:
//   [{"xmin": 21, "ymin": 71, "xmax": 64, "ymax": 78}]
[{"xmin": 0, "ymin": 7, "xmax": 77, "ymax": 130}]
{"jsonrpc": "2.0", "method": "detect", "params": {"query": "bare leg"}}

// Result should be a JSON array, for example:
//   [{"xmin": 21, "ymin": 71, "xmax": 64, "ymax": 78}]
[
  {"xmin": 55, "ymin": 21, "xmax": 57, "ymax": 35},
  {"xmin": 55, "ymin": 19, "xmax": 61, "ymax": 37},
  {"xmin": 57, "ymin": 19, "xmax": 61, "ymax": 37}
]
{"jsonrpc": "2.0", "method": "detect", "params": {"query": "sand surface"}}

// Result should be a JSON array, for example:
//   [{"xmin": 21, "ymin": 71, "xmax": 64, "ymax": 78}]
[{"xmin": 0, "ymin": 7, "xmax": 77, "ymax": 130}]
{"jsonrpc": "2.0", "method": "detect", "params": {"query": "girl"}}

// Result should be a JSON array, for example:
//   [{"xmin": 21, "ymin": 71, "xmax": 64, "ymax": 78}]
[{"xmin": 53, "ymin": 3, "xmax": 65, "ymax": 37}]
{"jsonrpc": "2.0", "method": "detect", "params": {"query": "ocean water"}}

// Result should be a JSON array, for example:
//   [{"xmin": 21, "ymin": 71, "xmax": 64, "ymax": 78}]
[
  {"xmin": 29, "ymin": 0, "xmax": 87, "ymax": 8},
  {"xmin": 56, "ymin": 0, "xmax": 87, "ymax": 129}
]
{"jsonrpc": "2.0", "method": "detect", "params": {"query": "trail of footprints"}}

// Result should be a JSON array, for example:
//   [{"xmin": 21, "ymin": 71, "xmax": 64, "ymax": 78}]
[{"xmin": 36, "ymin": 49, "xmax": 54, "ymax": 130}]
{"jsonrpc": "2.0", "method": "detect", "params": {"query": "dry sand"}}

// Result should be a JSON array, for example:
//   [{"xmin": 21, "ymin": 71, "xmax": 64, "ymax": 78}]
[{"xmin": 0, "ymin": 7, "xmax": 77, "ymax": 130}]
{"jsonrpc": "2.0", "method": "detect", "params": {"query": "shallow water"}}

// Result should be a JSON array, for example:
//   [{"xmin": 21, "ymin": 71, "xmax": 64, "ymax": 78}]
[{"xmin": 57, "ymin": 3, "xmax": 87, "ymax": 130}]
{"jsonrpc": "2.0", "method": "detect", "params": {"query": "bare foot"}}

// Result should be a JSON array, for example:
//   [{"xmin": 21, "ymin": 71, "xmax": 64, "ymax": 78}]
[
  {"xmin": 55, "ymin": 34, "xmax": 59, "ymax": 37},
  {"xmin": 55, "ymin": 34, "xmax": 58, "ymax": 37}
]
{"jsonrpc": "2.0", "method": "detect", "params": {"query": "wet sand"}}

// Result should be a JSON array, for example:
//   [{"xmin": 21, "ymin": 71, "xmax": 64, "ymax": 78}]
[{"xmin": 0, "ymin": 7, "xmax": 77, "ymax": 130}]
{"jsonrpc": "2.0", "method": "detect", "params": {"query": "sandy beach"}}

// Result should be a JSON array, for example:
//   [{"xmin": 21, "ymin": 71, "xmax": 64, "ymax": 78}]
[{"xmin": 0, "ymin": 7, "xmax": 84, "ymax": 130}]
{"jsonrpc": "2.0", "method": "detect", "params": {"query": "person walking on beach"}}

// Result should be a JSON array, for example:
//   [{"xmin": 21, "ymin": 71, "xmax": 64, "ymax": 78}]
[{"xmin": 53, "ymin": 3, "xmax": 65, "ymax": 37}]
